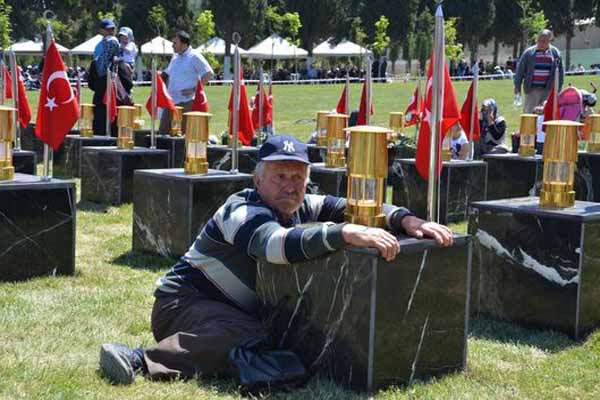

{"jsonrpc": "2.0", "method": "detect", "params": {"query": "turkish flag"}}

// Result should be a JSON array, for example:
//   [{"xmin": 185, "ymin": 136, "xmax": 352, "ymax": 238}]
[
  {"xmin": 404, "ymin": 84, "xmax": 423, "ymax": 127},
  {"xmin": 35, "ymin": 40, "xmax": 79, "ymax": 150},
  {"xmin": 336, "ymin": 85, "xmax": 348, "ymax": 114},
  {"xmin": 145, "ymin": 71, "xmax": 176, "ymax": 118},
  {"xmin": 103, "ymin": 75, "xmax": 118, "ymax": 122},
  {"xmin": 415, "ymin": 53, "xmax": 461, "ymax": 180},
  {"xmin": 542, "ymin": 83, "xmax": 558, "ymax": 132},
  {"xmin": 251, "ymin": 84, "xmax": 273, "ymax": 129},
  {"xmin": 460, "ymin": 80, "xmax": 480, "ymax": 141},
  {"xmin": 191, "ymin": 79, "xmax": 209, "ymax": 112},
  {"xmin": 357, "ymin": 81, "xmax": 374, "ymax": 125},
  {"xmin": 5, "ymin": 68, "xmax": 32, "ymax": 129},
  {"xmin": 267, "ymin": 83, "xmax": 274, "ymax": 123},
  {"xmin": 228, "ymin": 71, "xmax": 254, "ymax": 145}
]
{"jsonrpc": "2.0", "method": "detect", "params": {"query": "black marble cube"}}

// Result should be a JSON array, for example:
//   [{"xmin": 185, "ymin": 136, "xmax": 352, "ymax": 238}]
[
  {"xmin": 257, "ymin": 234, "xmax": 471, "ymax": 392},
  {"xmin": 81, "ymin": 147, "xmax": 169, "ymax": 205},
  {"xmin": 21, "ymin": 124, "xmax": 77, "ymax": 161},
  {"xmin": 132, "ymin": 169, "xmax": 253, "ymax": 257},
  {"xmin": 0, "ymin": 174, "xmax": 75, "ymax": 281},
  {"xmin": 482, "ymin": 154, "xmax": 543, "ymax": 201},
  {"xmin": 207, "ymin": 145, "xmax": 259, "ymax": 173},
  {"xmin": 392, "ymin": 159, "xmax": 487, "ymax": 224},
  {"xmin": 12, "ymin": 149, "xmax": 36, "ymax": 175},
  {"xmin": 59, "ymin": 135, "xmax": 117, "ymax": 177},
  {"xmin": 307, "ymin": 144, "xmax": 327, "ymax": 163},
  {"xmin": 308, "ymin": 163, "xmax": 347, "ymax": 197},
  {"xmin": 469, "ymin": 197, "xmax": 600, "ymax": 339},
  {"xmin": 142, "ymin": 135, "xmax": 186, "ymax": 168},
  {"xmin": 575, "ymin": 151, "xmax": 600, "ymax": 202},
  {"xmin": 134, "ymin": 129, "xmax": 151, "ymax": 147},
  {"xmin": 388, "ymin": 144, "xmax": 416, "ymax": 186}
]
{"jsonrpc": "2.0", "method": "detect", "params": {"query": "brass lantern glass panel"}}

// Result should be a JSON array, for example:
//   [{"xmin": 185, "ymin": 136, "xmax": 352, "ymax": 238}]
[
  {"xmin": 388, "ymin": 112, "xmax": 404, "ymax": 143},
  {"xmin": 315, "ymin": 111, "xmax": 330, "ymax": 146},
  {"xmin": 80, "ymin": 103, "xmax": 94, "ymax": 137},
  {"xmin": 0, "ymin": 105, "xmax": 15, "ymax": 181},
  {"xmin": 117, "ymin": 106, "xmax": 136, "ymax": 149},
  {"xmin": 441, "ymin": 135, "xmax": 452, "ymax": 161},
  {"xmin": 133, "ymin": 104, "xmax": 145, "ymax": 129},
  {"xmin": 325, "ymin": 113, "xmax": 348, "ymax": 168},
  {"xmin": 184, "ymin": 111, "xmax": 211, "ymax": 175},
  {"xmin": 171, "ymin": 106, "xmax": 184, "ymax": 136},
  {"xmin": 519, "ymin": 114, "xmax": 537, "ymax": 157},
  {"xmin": 586, "ymin": 115, "xmax": 600, "ymax": 153}
]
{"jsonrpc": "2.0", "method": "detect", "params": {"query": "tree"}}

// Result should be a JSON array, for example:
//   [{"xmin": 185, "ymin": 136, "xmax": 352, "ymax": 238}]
[
  {"xmin": 446, "ymin": 0, "xmax": 495, "ymax": 63},
  {"xmin": 372, "ymin": 15, "xmax": 390, "ymax": 56},
  {"xmin": 445, "ymin": 17, "xmax": 463, "ymax": 62},
  {"xmin": 413, "ymin": 9, "xmax": 434, "ymax": 74},
  {"xmin": 193, "ymin": 9, "xmax": 215, "ymax": 45},
  {"xmin": 0, "ymin": 0, "xmax": 11, "ymax": 49},
  {"xmin": 350, "ymin": 17, "xmax": 367, "ymax": 46},
  {"xmin": 265, "ymin": 5, "xmax": 302, "ymax": 45},
  {"xmin": 147, "ymin": 4, "xmax": 168, "ymax": 37}
]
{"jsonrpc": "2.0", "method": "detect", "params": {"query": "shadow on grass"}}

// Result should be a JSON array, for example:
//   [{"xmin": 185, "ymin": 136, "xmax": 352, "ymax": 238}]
[
  {"xmin": 469, "ymin": 315, "xmax": 575, "ymax": 353},
  {"xmin": 111, "ymin": 250, "xmax": 175, "ymax": 272},
  {"xmin": 77, "ymin": 200, "xmax": 111, "ymax": 213}
]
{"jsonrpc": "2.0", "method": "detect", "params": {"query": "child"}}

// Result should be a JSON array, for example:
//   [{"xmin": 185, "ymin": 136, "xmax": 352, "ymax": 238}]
[
  {"xmin": 116, "ymin": 27, "xmax": 137, "ymax": 70},
  {"xmin": 449, "ymin": 123, "xmax": 470, "ymax": 160}
]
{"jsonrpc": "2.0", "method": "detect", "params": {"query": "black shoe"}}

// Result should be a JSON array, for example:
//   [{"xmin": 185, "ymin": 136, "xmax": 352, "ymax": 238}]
[{"xmin": 99, "ymin": 343, "xmax": 138, "ymax": 384}]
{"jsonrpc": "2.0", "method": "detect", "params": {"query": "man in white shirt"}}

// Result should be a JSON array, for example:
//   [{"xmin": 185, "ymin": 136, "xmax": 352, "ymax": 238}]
[{"xmin": 159, "ymin": 31, "xmax": 214, "ymax": 134}]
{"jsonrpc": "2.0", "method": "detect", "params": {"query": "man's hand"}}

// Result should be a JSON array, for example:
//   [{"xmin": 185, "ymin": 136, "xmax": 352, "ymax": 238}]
[
  {"xmin": 401, "ymin": 215, "xmax": 453, "ymax": 247},
  {"xmin": 342, "ymin": 224, "xmax": 400, "ymax": 262}
]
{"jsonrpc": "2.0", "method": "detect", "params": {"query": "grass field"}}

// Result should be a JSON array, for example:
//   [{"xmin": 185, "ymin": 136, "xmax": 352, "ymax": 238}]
[{"xmin": 2, "ymin": 77, "xmax": 600, "ymax": 399}]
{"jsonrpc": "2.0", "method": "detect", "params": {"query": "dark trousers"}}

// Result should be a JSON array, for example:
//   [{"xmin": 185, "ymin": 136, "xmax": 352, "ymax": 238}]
[
  {"xmin": 144, "ymin": 294, "xmax": 265, "ymax": 380},
  {"xmin": 158, "ymin": 100, "xmax": 193, "ymax": 135},
  {"xmin": 92, "ymin": 80, "xmax": 117, "ymax": 136}
]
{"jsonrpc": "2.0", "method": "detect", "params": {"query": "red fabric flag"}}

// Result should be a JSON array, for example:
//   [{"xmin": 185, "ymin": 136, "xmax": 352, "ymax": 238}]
[
  {"xmin": 336, "ymin": 85, "xmax": 348, "ymax": 114},
  {"xmin": 460, "ymin": 80, "xmax": 480, "ymax": 141},
  {"xmin": 542, "ymin": 83, "xmax": 558, "ymax": 132},
  {"xmin": 191, "ymin": 79, "xmax": 209, "ymax": 112},
  {"xmin": 267, "ymin": 83, "xmax": 274, "ymax": 123},
  {"xmin": 228, "ymin": 72, "xmax": 254, "ymax": 145},
  {"xmin": 4, "ymin": 69, "xmax": 12, "ymax": 99},
  {"xmin": 5, "ymin": 68, "xmax": 32, "ymax": 129},
  {"xmin": 102, "ymin": 75, "xmax": 118, "ymax": 122},
  {"xmin": 415, "ymin": 53, "xmax": 461, "ymax": 180},
  {"xmin": 35, "ymin": 40, "xmax": 79, "ymax": 150},
  {"xmin": 251, "ymin": 84, "xmax": 273, "ymax": 129},
  {"xmin": 145, "ymin": 71, "xmax": 176, "ymax": 118},
  {"xmin": 404, "ymin": 84, "xmax": 423, "ymax": 127},
  {"xmin": 357, "ymin": 81, "xmax": 374, "ymax": 125}
]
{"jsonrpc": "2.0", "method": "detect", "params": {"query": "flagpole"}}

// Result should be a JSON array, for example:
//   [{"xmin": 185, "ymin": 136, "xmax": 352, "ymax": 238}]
[
  {"xmin": 365, "ymin": 55, "xmax": 372, "ymax": 125},
  {"xmin": 150, "ymin": 57, "xmax": 157, "ymax": 149},
  {"xmin": 105, "ymin": 67, "xmax": 111, "ymax": 136},
  {"xmin": 414, "ymin": 75, "xmax": 421, "ymax": 145},
  {"xmin": 345, "ymin": 70, "xmax": 350, "ymax": 115},
  {"xmin": 257, "ymin": 62, "xmax": 264, "ymax": 145},
  {"xmin": 9, "ymin": 49, "xmax": 20, "ymax": 151},
  {"xmin": 468, "ymin": 64, "xmax": 479, "ymax": 160},
  {"xmin": 268, "ymin": 76, "xmax": 274, "ymax": 135},
  {"xmin": 553, "ymin": 64, "xmax": 559, "ymax": 119},
  {"xmin": 231, "ymin": 32, "xmax": 241, "ymax": 174},
  {"xmin": 0, "ymin": 59, "xmax": 5, "ymax": 106},
  {"xmin": 427, "ymin": 3, "xmax": 445, "ymax": 223},
  {"xmin": 41, "ymin": 10, "xmax": 55, "ymax": 181}
]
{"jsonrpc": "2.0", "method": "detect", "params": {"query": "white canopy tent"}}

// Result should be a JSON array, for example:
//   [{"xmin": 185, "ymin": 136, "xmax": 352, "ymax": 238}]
[
  {"xmin": 196, "ymin": 37, "xmax": 247, "ymax": 56},
  {"xmin": 312, "ymin": 38, "xmax": 371, "ymax": 57},
  {"xmin": 70, "ymin": 35, "xmax": 102, "ymax": 56},
  {"xmin": 140, "ymin": 36, "xmax": 173, "ymax": 56},
  {"xmin": 8, "ymin": 40, "xmax": 69, "ymax": 55},
  {"xmin": 246, "ymin": 34, "xmax": 308, "ymax": 59}
]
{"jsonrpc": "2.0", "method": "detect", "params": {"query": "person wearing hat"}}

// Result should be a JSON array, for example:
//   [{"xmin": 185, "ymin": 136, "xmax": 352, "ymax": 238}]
[
  {"xmin": 116, "ymin": 27, "xmax": 138, "ymax": 70},
  {"xmin": 99, "ymin": 135, "xmax": 453, "ymax": 385}
]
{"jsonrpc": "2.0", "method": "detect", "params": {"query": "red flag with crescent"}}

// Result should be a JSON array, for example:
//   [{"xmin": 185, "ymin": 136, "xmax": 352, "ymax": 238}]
[
  {"xmin": 336, "ymin": 85, "xmax": 347, "ymax": 114},
  {"xmin": 35, "ymin": 40, "xmax": 79, "ymax": 150},
  {"xmin": 227, "ymin": 70, "xmax": 254, "ymax": 145},
  {"xmin": 103, "ymin": 75, "xmax": 118, "ymax": 122},
  {"xmin": 5, "ymin": 67, "xmax": 32, "ymax": 129},
  {"xmin": 404, "ymin": 84, "xmax": 423, "ymax": 127},
  {"xmin": 145, "ymin": 71, "xmax": 176, "ymax": 118},
  {"xmin": 357, "ymin": 81, "xmax": 374, "ymax": 125},
  {"xmin": 191, "ymin": 79, "xmax": 209, "ymax": 112},
  {"xmin": 251, "ymin": 84, "xmax": 273, "ymax": 128}
]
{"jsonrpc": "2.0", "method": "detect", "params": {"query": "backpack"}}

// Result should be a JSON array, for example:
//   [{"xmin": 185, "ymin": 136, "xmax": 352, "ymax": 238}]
[{"xmin": 558, "ymin": 87, "xmax": 583, "ymax": 122}]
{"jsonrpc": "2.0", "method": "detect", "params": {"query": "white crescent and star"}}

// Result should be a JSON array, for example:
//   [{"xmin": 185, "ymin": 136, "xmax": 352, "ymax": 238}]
[{"xmin": 45, "ymin": 70, "xmax": 74, "ymax": 111}]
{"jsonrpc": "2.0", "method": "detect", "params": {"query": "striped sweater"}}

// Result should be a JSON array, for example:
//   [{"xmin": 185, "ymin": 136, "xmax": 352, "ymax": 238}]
[{"xmin": 155, "ymin": 188, "xmax": 411, "ymax": 313}]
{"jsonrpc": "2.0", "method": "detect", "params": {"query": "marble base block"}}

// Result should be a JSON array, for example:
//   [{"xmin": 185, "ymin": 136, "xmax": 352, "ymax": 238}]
[
  {"xmin": 132, "ymin": 169, "xmax": 253, "ymax": 257},
  {"xmin": 469, "ymin": 197, "xmax": 600, "ymax": 339},
  {"xmin": 388, "ymin": 144, "xmax": 417, "ymax": 186},
  {"xmin": 134, "ymin": 129, "xmax": 151, "ymax": 147},
  {"xmin": 12, "ymin": 149, "xmax": 36, "ymax": 175},
  {"xmin": 392, "ymin": 159, "xmax": 487, "ymax": 224},
  {"xmin": 0, "ymin": 174, "xmax": 75, "ymax": 281},
  {"xmin": 81, "ymin": 147, "xmax": 169, "ymax": 205},
  {"xmin": 142, "ymin": 135, "xmax": 185, "ymax": 168},
  {"xmin": 482, "ymin": 154, "xmax": 543, "ymax": 201},
  {"xmin": 21, "ymin": 124, "xmax": 77, "ymax": 161},
  {"xmin": 575, "ymin": 151, "xmax": 600, "ymax": 202},
  {"xmin": 308, "ymin": 163, "xmax": 347, "ymax": 197},
  {"xmin": 60, "ymin": 135, "xmax": 117, "ymax": 177},
  {"xmin": 307, "ymin": 144, "xmax": 327, "ymax": 163},
  {"xmin": 257, "ymin": 234, "xmax": 471, "ymax": 392},
  {"xmin": 207, "ymin": 145, "xmax": 258, "ymax": 173}
]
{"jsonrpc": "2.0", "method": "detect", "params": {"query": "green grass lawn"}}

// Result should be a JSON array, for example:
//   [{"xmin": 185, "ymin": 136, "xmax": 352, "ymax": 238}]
[{"xmin": 2, "ymin": 77, "xmax": 600, "ymax": 399}]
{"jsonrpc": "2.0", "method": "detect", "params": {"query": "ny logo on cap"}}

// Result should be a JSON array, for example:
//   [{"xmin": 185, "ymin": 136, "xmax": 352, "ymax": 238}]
[{"xmin": 283, "ymin": 140, "xmax": 295, "ymax": 153}]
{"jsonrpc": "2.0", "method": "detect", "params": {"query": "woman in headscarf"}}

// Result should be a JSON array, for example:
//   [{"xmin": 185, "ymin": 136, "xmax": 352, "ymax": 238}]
[{"xmin": 478, "ymin": 98, "xmax": 507, "ymax": 155}]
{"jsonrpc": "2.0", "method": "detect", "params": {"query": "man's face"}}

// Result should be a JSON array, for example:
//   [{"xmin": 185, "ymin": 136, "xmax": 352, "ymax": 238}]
[
  {"xmin": 172, "ymin": 37, "xmax": 187, "ymax": 54},
  {"xmin": 537, "ymin": 35, "xmax": 550, "ymax": 51},
  {"xmin": 254, "ymin": 160, "xmax": 308, "ymax": 218}
]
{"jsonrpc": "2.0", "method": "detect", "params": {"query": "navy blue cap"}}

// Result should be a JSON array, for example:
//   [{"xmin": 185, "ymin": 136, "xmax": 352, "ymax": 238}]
[
  {"xmin": 100, "ymin": 19, "xmax": 116, "ymax": 30},
  {"xmin": 259, "ymin": 135, "xmax": 309, "ymax": 164}
]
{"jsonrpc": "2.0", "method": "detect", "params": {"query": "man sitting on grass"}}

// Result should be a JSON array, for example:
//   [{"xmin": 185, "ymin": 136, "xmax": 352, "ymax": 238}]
[{"xmin": 99, "ymin": 135, "xmax": 453, "ymax": 385}]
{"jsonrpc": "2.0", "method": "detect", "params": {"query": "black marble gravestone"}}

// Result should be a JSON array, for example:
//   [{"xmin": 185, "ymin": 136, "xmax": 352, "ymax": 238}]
[
  {"xmin": 575, "ymin": 151, "xmax": 600, "ymax": 202},
  {"xmin": 12, "ymin": 149, "xmax": 36, "ymax": 175},
  {"xmin": 21, "ymin": 123, "xmax": 77, "ymax": 161},
  {"xmin": 132, "ymin": 169, "xmax": 253, "ymax": 258},
  {"xmin": 482, "ymin": 154, "xmax": 543, "ymax": 201},
  {"xmin": 469, "ymin": 197, "xmax": 600, "ymax": 339},
  {"xmin": 307, "ymin": 144, "xmax": 327, "ymax": 163},
  {"xmin": 392, "ymin": 159, "xmax": 487, "ymax": 224},
  {"xmin": 141, "ymin": 135, "xmax": 186, "ymax": 168},
  {"xmin": 207, "ymin": 145, "xmax": 259, "ymax": 173},
  {"xmin": 388, "ymin": 144, "xmax": 417, "ymax": 186},
  {"xmin": 60, "ymin": 135, "xmax": 117, "ymax": 177},
  {"xmin": 0, "ymin": 174, "xmax": 75, "ymax": 281},
  {"xmin": 257, "ymin": 234, "xmax": 471, "ymax": 392},
  {"xmin": 308, "ymin": 163, "xmax": 347, "ymax": 197},
  {"xmin": 80, "ymin": 147, "xmax": 169, "ymax": 205},
  {"xmin": 134, "ymin": 129, "xmax": 151, "ymax": 147}
]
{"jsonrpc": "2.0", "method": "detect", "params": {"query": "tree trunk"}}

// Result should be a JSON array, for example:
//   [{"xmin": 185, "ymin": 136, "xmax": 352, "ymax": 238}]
[
  {"xmin": 565, "ymin": 32, "xmax": 573, "ymax": 72},
  {"xmin": 493, "ymin": 38, "xmax": 500, "ymax": 66},
  {"xmin": 512, "ymin": 39, "xmax": 519, "ymax": 59},
  {"xmin": 469, "ymin": 39, "xmax": 478, "ymax": 65}
]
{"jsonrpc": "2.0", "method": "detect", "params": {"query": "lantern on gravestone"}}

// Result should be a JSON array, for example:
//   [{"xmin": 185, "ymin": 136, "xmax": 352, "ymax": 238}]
[
  {"xmin": 539, "ymin": 121, "xmax": 582, "ymax": 209},
  {"xmin": 133, "ymin": 104, "xmax": 144, "ymax": 129},
  {"xmin": 388, "ymin": 112, "xmax": 404, "ymax": 143},
  {"xmin": 315, "ymin": 111, "xmax": 330, "ymax": 146},
  {"xmin": 171, "ymin": 106, "xmax": 184, "ymax": 136},
  {"xmin": 184, "ymin": 111, "xmax": 210, "ymax": 175},
  {"xmin": 344, "ymin": 126, "xmax": 390, "ymax": 228},
  {"xmin": 79, "ymin": 103, "xmax": 94, "ymax": 138},
  {"xmin": 117, "ymin": 106, "xmax": 136, "ymax": 150},
  {"xmin": 325, "ymin": 113, "xmax": 349, "ymax": 168},
  {"xmin": 0, "ymin": 105, "xmax": 15, "ymax": 181},
  {"xmin": 586, "ymin": 114, "xmax": 600, "ymax": 153},
  {"xmin": 441, "ymin": 135, "xmax": 452, "ymax": 161},
  {"xmin": 518, "ymin": 114, "xmax": 537, "ymax": 157}
]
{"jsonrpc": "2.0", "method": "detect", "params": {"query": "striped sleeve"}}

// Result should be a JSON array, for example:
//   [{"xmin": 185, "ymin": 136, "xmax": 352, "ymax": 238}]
[{"xmin": 303, "ymin": 194, "xmax": 347, "ymax": 223}]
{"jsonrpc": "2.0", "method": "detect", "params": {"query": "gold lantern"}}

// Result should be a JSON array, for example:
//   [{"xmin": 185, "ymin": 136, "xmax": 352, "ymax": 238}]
[
  {"xmin": 79, "ymin": 103, "xmax": 94, "ymax": 138},
  {"xmin": 441, "ymin": 135, "xmax": 452, "ymax": 161},
  {"xmin": 325, "ymin": 113, "xmax": 349, "ymax": 168},
  {"xmin": 518, "ymin": 114, "xmax": 537, "ymax": 157},
  {"xmin": 117, "ymin": 106, "xmax": 135, "ymax": 149},
  {"xmin": 344, "ymin": 126, "xmax": 390, "ymax": 228},
  {"xmin": 0, "ymin": 106, "xmax": 15, "ymax": 181},
  {"xmin": 539, "ymin": 121, "xmax": 582, "ymax": 208},
  {"xmin": 586, "ymin": 114, "xmax": 600, "ymax": 153},
  {"xmin": 388, "ymin": 112, "xmax": 404, "ymax": 143},
  {"xmin": 315, "ymin": 111, "xmax": 329, "ymax": 146},
  {"xmin": 170, "ymin": 106, "xmax": 184, "ymax": 136},
  {"xmin": 184, "ymin": 111, "xmax": 210, "ymax": 175},
  {"xmin": 133, "ymin": 104, "xmax": 145, "ymax": 129}
]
